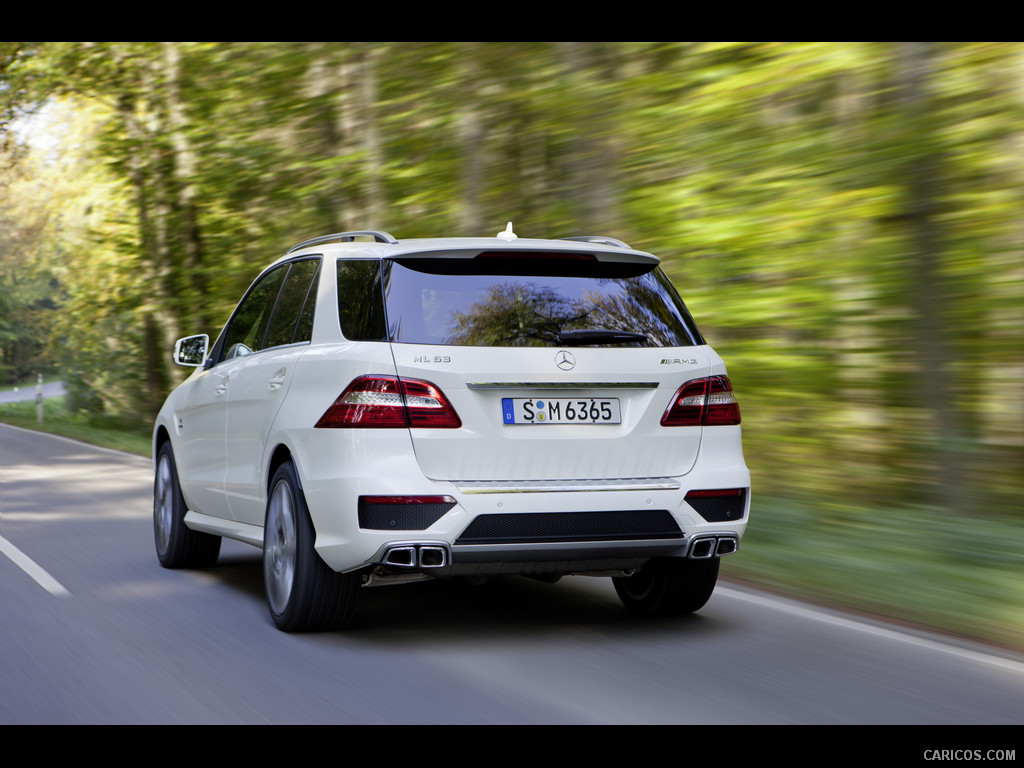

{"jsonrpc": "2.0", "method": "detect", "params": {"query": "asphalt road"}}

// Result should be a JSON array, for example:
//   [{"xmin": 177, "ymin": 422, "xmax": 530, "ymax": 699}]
[
  {"xmin": 0, "ymin": 381, "xmax": 66, "ymax": 404},
  {"xmin": 1, "ymin": 423, "xmax": 1022, "ymax": 725}
]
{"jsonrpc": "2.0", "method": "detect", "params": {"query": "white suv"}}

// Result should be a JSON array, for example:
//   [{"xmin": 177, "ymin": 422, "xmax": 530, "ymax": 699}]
[{"xmin": 153, "ymin": 226, "xmax": 749, "ymax": 631}]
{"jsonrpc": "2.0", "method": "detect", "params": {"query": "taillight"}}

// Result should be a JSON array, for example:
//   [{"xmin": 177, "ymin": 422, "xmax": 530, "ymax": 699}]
[
  {"xmin": 661, "ymin": 375, "xmax": 741, "ymax": 427},
  {"xmin": 704, "ymin": 375, "xmax": 742, "ymax": 425},
  {"xmin": 400, "ymin": 378, "xmax": 462, "ymax": 428},
  {"xmin": 315, "ymin": 375, "xmax": 406, "ymax": 428},
  {"xmin": 315, "ymin": 375, "xmax": 462, "ymax": 429}
]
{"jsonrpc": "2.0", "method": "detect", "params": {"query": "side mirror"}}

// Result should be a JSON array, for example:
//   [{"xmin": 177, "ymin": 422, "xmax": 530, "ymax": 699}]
[{"xmin": 173, "ymin": 334, "xmax": 209, "ymax": 367}]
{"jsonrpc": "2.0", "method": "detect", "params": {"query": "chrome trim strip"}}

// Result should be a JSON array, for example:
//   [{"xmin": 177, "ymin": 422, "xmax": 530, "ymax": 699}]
[
  {"xmin": 454, "ymin": 478, "xmax": 681, "ymax": 494},
  {"xmin": 466, "ymin": 382, "xmax": 658, "ymax": 390}
]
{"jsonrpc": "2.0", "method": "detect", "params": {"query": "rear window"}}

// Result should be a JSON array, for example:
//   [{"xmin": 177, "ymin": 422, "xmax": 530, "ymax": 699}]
[{"xmin": 379, "ymin": 256, "xmax": 703, "ymax": 347}]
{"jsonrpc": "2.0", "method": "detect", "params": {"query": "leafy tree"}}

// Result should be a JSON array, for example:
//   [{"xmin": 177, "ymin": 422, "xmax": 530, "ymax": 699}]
[{"xmin": 0, "ymin": 42, "xmax": 1020, "ymax": 511}]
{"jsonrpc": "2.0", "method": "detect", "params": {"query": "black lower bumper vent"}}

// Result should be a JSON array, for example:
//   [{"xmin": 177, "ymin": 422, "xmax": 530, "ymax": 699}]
[
  {"xmin": 455, "ymin": 510, "xmax": 683, "ymax": 545},
  {"xmin": 685, "ymin": 489, "xmax": 748, "ymax": 523},
  {"xmin": 358, "ymin": 497, "xmax": 456, "ymax": 531}
]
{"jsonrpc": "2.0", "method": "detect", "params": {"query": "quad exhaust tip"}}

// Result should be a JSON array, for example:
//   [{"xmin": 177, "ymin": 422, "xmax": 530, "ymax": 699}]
[
  {"xmin": 688, "ymin": 535, "xmax": 739, "ymax": 559},
  {"xmin": 382, "ymin": 545, "xmax": 448, "ymax": 569}
]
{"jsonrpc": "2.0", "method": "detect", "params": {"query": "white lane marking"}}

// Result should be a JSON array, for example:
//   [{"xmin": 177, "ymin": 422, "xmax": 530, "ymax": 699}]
[
  {"xmin": 720, "ymin": 585, "xmax": 1024, "ymax": 674},
  {"xmin": 0, "ymin": 534, "xmax": 72, "ymax": 598}
]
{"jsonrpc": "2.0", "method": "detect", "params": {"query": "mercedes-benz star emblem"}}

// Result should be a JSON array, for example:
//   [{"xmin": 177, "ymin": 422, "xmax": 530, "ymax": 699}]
[{"xmin": 555, "ymin": 350, "xmax": 576, "ymax": 371}]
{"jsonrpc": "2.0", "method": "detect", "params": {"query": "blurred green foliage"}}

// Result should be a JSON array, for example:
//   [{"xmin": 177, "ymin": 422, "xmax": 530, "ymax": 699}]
[{"xmin": 1, "ymin": 43, "xmax": 1021, "ymax": 645}]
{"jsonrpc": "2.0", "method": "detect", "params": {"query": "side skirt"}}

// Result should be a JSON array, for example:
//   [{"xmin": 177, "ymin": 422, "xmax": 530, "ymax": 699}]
[{"xmin": 184, "ymin": 510, "xmax": 264, "ymax": 548}]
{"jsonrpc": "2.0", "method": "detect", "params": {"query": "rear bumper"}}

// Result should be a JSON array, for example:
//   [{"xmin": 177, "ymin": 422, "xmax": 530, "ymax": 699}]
[
  {"xmin": 308, "ymin": 477, "xmax": 749, "ymax": 574},
  {"xmin": 295, "ymin": 425, "xmax": 749, "ymax": 575}
]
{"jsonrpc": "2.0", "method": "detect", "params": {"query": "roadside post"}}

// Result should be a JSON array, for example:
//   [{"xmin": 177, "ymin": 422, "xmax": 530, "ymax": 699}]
[{"xmin": 36, "ymin": 373, "xmax": 43, "ymax": 423}]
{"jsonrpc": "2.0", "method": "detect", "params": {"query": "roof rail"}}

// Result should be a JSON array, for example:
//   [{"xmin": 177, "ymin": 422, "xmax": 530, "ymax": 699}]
[
  {"xmin": 286, "ymin": 230, "xmax": 398, "ymax": 254},
  {"xmin": 561, "ymin": 235, "xmax": 631, "ymax": 249}
]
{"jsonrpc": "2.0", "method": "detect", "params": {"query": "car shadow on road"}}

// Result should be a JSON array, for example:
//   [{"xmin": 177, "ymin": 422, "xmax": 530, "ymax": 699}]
[{"xmin": 210, "ymin": 546, "xmax": 738, "ymax": 643}]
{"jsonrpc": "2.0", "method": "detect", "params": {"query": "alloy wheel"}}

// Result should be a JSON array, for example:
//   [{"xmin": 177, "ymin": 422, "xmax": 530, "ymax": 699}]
[{"xmin": 264, "ymin": 479, "xmax": 298, "ymax": 615}]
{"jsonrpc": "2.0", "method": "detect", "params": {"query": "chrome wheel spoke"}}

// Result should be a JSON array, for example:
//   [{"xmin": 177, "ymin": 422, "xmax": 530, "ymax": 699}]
[
  {"xmin": 265, "ymin": 480, "xmax": 297, "ymax": 615},
  {"xmin": 155, "ymin": 455, "xmax": 173, "ymax": 553}
]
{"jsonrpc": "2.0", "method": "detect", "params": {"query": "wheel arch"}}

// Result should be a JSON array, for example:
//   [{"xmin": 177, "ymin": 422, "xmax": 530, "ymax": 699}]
[
  {"xmin": 267, "ymin": 443, "xmax": 298, "ymax": 496},
  {"xmin": 154, "ymin": 424, "xmax": 171, "ymax": 460}
]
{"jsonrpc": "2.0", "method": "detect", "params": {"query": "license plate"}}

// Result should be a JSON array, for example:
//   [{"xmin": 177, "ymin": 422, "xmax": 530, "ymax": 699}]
[{"xmin": 502, "ymin": 397, "xmax": 621, "ymax": 425}]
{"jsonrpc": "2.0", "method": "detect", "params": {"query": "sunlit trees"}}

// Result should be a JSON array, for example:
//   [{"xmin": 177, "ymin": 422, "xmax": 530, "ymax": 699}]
[{"xmin": 0, "ymin": 42, "xmax": 1021, "ymax": 515}]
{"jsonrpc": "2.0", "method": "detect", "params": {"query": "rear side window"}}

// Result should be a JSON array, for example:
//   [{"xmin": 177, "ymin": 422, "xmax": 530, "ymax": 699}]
[
  {"xmin": 381, "ymin": 256, "xmax": 704, "ymax": 347},
  {"xmin": 337, "ymin": 259, "xmax": 387, "ymax": 341}
]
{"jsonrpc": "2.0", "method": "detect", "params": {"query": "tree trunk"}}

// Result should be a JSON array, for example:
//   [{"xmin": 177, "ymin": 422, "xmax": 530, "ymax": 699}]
[
  {"xmin": 896, "ymin": 42, "xmax": 964, "ymax": 510},
  {"xmin": 457, "ymin": 43, "xmax": 485, "ymax": 236},
  {"xmin": 164, "ymin": 42, "xmax": 209, "ymax": 332},
  {"xmin": 560, "ymin": 42, "xmax": 621, "ymax": 235}
]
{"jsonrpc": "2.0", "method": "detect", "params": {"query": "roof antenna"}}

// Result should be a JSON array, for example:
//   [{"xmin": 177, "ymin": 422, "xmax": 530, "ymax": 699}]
[{"xmin": 496, "ymin": 222, "xmax": 517, "ymax": 241}]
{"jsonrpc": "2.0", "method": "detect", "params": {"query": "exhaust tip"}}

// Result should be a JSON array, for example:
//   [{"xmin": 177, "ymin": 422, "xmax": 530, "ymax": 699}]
[
  {"xmin": 381, "ymin": 544, "xmax": 449, "ymax": 569},
  {"xmin": 716, "ymin": 537, "xmax": 738, "ymax": 556},
  {"xmin": 688, "ymin": 535, "xmax": 738, "ymax": 559},
  {"xmin": 689, "ymin": 538, "xmax": 716, "ymax": 559},
  {"xmin": 383, "ymin": 546, "xmax": 417, "ymax": 567},
  {"xmin": 418, "ymin": 546, "xmax": 447, "ymax": 568}
]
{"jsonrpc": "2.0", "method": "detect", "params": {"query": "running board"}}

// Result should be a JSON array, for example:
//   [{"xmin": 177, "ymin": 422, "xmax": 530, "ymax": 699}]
[{"xmin": 183, "ymin": 511, "xmax": 264, "ymax": 547}]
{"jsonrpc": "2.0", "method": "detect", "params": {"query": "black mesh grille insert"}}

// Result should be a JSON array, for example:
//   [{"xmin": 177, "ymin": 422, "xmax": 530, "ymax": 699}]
[
  {"xmin": 358, "ymin": 498, "xmax": 456, "ymax": 530},
  {"xmin": 685, "ymin": 489, "xmax": 747, "ymax": 523},
  {"xmin": 455, "ymin": 510, "xmax": 683, "ymax": 545}
]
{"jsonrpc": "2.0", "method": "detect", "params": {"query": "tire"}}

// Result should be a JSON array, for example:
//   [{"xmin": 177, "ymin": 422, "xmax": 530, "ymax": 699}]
[
  {"xmin": 153, "ymin": 442, "xmax": 221, "ymax": 568},
  {"xmin": 263, "ymin": 462, "xmax": 359, "ymax": 632},
  {"xmin": 613, "ymin": 557, "xmax": 719, "ymax": 616}
]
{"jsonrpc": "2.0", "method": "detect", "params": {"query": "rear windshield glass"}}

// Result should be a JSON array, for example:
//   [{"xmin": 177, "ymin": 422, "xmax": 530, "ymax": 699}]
[{"xmin": 380, "ymin": 256, "xmax": 703, "ymax": 347}]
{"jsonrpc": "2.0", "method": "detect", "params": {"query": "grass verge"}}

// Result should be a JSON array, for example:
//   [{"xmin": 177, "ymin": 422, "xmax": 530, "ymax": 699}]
[
  {"xmin": 721, "ymin": 496, "xmax": 1024, "ymax": 651},
  {"xmin": 0, "ymin": 396, "xmax": 151, "ymax": 457}
]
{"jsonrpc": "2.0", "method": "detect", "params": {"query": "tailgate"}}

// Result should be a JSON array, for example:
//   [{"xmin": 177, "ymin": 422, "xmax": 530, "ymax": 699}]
[{"xmin": 391, "ymin": 344, "xmax": 710, "ymax": 481}]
